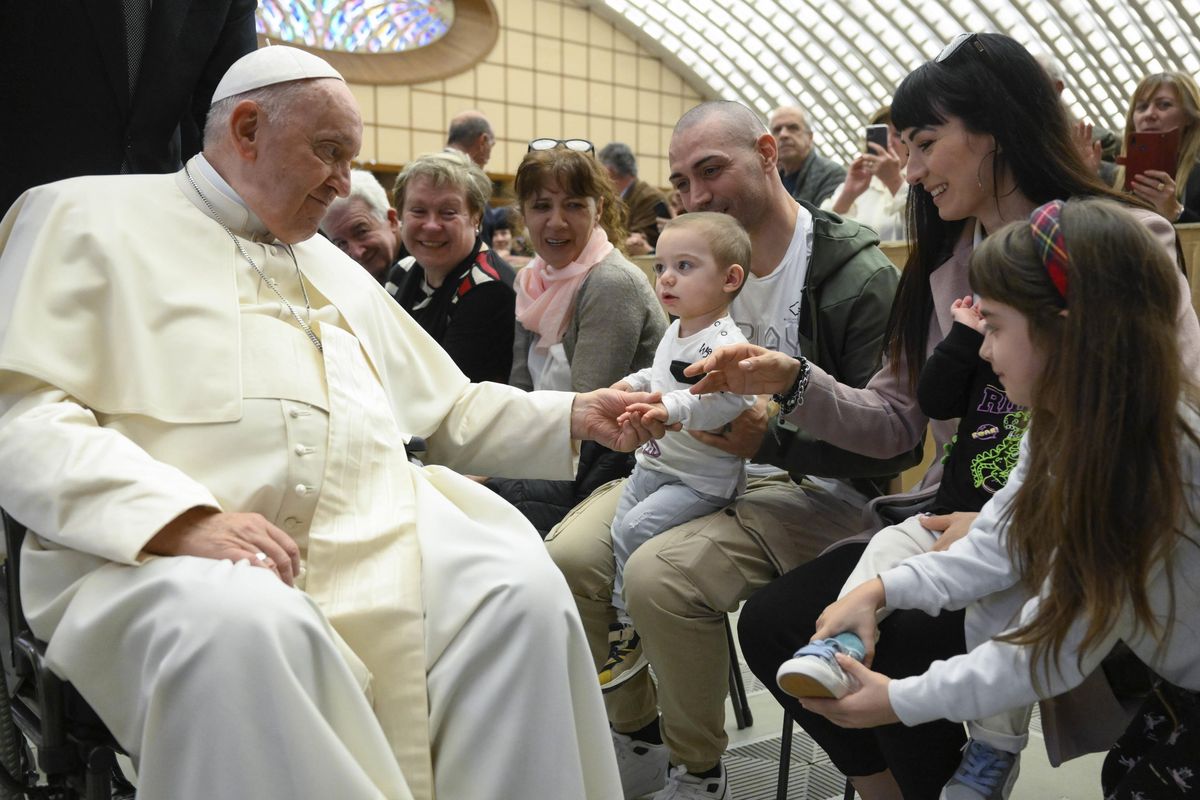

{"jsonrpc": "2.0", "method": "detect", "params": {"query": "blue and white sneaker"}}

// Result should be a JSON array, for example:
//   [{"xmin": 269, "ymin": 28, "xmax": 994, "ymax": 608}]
[
  {"xmin": 775, "ymin": 633, "xmax": 865, "ymax": 699},
  {"xmin": 940, "ymin": 739, "xmax": 1020, "ymax": 800}
]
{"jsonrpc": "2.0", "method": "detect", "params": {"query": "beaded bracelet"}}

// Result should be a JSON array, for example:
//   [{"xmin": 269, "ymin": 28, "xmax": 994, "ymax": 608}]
[{"xmin": 772, "ymin": 356, "xmax": 811, "ymax": 416}]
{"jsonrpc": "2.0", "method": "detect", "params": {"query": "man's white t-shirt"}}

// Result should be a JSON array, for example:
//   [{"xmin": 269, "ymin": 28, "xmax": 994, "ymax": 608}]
[
  {"xmin": 726, "ymin": 205, "xmax": 868, "ymax": 505},
  {"xmin": 729, "ymin": 204, "xmax": 812, "ymax": 359}
]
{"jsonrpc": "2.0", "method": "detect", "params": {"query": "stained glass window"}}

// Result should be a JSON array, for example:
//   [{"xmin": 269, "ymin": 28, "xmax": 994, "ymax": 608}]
[{"xmin": 257, "ymin": 1, "xmax": 456, "ymax": 53}]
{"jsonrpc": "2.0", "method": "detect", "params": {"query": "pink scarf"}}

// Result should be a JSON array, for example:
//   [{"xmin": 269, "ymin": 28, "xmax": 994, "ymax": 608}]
[{"xmin": 515, "ymin": 227, "xmax": 614, "ymax": 351}]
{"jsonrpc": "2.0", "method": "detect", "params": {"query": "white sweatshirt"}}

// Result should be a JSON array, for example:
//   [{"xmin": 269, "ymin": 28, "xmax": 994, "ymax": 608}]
[
  {"xmin": 622, "ymin": 316, "xmax": 756, "ymax": 497},
  {"xmin": 882, "ymin": 422, "xmax": 1200, "ymax": 728}
]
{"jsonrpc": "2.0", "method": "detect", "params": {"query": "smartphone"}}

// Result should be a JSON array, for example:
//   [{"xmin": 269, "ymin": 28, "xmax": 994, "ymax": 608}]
[
  {"xmin": 1120, "ymin": 128, "xmax": 1182, "ymax": 191},
  {"xmin": 865, "ymin": 124, "xmax": 889, "ymax": 153}
]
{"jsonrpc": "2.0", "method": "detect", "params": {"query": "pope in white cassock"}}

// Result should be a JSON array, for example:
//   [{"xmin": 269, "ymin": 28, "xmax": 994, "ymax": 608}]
[{"xmin": 0, "ymin": 47, "xmax": 650, "ymax": 800}]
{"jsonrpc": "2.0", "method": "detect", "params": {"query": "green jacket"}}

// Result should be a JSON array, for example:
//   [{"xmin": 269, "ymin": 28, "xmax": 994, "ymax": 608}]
[{"xmin": 754, "ymin": 202, "xmax": 922, "ymax": 489}]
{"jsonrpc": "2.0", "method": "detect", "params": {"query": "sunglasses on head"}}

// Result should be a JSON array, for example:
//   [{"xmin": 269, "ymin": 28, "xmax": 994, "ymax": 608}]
[
  {"xmin": 935, "ymin": 32, "xmax": 986, "ymax": 64},
  {"xmin": 527, "ymin": 138, "xmax": 595, "ymax": 153}
]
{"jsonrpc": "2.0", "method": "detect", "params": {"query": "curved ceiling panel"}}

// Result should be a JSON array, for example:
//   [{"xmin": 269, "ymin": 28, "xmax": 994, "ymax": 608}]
[{"xmin": 590, "ymin": 0, "xmax": 1200, "ymax": 164}]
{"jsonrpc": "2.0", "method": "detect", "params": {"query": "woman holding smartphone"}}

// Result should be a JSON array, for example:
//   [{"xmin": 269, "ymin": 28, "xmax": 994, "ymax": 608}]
[
  {"xmin": 1122, "ymin": 70, "xmax": 1200, "ymax": 223},
  {"xmin": 821, "ymin": 106, "xmax": 909, "ymax": 241},
  {"xmin": 691, "ymin": 33, "xmax": 1200, "ymax": 800}
]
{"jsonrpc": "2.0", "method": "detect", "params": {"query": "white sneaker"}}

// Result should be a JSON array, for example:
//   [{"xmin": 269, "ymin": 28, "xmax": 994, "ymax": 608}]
[
  {"xmin": 939, "ymin": 739, "xmax": 1020, "ymax": 800},
  {"xmin": 650, "ymin": 763, "xmax": 731, "ymax": 799},
  {"xmin": 776, "ymin": 639, "xmax": 858, "ymax": 699},
  {"xmin": 612, "ymin": 730, "xmax": 669, "ymax": 799}
]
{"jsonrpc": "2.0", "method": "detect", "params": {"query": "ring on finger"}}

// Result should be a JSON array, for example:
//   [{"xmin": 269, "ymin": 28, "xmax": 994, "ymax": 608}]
[
  {"xmin": 1158, "ymin": 182, "xmax": 1166, "ymax": 192},
  {"xmin": 254, "ymin": 551, "xmax": 270, "ymax": 563}
]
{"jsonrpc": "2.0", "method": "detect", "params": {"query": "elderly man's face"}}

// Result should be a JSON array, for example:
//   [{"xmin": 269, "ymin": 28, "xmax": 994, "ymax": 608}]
[
  {"xmin": 769, "ymin": 108, "xmax": 813, "ymax": 167},
  {"xmin": 324, "ymin": 197, "xmax": 401, "ymax": 279},
  {"xmin": 668, "ymin": 117, "xmax": 773, "ymax": 231},
  {"xmin": 250, "ymin": 80, "xmax": 362, "ymax": 244}
]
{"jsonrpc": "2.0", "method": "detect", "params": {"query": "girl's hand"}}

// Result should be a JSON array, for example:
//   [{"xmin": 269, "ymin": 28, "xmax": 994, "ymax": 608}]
[
  {"xmin": 1130, "ymin": 169, "xmax": 1182, "ymax": 220},
  {"xmin": 799, "ymin": 655, "xmax": 899, "ymax": 728},
  {"xmin": 920, "ymin": 511, "xmax": 980, "ymax": 552},
  {"xmin": 950, "ymin": 295, "xmax": 985, "ymax": 333},
  {"xmin": 684, "ymin": 344, "xmax": 801, "ymax": 396},
  {"xmin": 812, "ymin": 579, "xmax": 885, "ymax": 666}
]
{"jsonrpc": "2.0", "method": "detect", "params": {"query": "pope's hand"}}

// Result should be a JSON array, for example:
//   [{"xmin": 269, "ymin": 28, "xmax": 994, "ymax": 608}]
[
  {"xmin": 684, "ymin": 344, "xmax": 802, "ymax": 396},
  {"xmin": 572, "ymin": 389, "xmax": 665, "ymax": 450},
  {"xmin": 145, "ymin": 507, "xmax": 302, "ymax": 586}
]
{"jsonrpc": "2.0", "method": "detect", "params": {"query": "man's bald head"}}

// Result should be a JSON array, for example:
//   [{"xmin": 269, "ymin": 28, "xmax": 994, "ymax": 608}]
[
  {"xmin": 668, "ymin": 101, "xmax": 786, "ymax": 244},
  {"xmin": 674, "ymin": 101, "xmax": 769, "ymax": 152},
  {"xmin": 767, "ymin": 105, "xmax": 814, "ymax": 172},
  {"xmin": 447, "ymin": 110, "xmax": 495, "ymax": 168}
]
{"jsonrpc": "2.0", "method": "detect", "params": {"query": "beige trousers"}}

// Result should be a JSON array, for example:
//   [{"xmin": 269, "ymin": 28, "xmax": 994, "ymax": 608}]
[{"xmin": 545, "ymin": 473, "xmax": 863, "ymax": 771}]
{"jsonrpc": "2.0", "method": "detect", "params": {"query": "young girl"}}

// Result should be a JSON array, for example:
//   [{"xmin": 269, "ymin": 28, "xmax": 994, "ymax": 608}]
[{"xmin": 801, "ymin": 197, "xmax": 1200, "ymax": 800}]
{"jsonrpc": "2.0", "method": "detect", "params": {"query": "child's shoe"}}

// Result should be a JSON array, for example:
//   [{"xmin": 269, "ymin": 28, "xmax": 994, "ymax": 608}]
[{"xmin": 775, "ymin": 632, "xmax": 865, "ymax": 699}]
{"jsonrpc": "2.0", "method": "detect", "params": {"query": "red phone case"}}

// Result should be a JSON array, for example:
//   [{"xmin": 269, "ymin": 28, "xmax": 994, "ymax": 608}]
[{"xmin": 1120, "ymin": 128, "xmax": 1182, "ymax": 191}]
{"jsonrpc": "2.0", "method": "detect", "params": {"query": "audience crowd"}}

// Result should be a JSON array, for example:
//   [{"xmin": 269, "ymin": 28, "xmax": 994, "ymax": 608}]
[{"xmin": 0, "ymin": 19, "xmax": 1198, "ymax": 800}]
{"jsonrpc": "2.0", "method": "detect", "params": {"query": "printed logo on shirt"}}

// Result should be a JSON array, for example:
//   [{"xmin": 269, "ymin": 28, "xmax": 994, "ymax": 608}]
[
  {"xmin": 969, "ymin": 410, "xmax": 1028, "ymax": 494},
  {"xmin": 641, "ymin": 439, "xmax": 662, "ymax": 458},
  {"xmin": 976, "ymin": 385, "xmax": 1020, "ymax": 416}
]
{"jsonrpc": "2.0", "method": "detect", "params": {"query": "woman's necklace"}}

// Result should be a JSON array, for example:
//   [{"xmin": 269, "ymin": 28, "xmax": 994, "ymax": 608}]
[{"xmin": 183, "ymin": 164, "xmax": 323, "ymax": 353}]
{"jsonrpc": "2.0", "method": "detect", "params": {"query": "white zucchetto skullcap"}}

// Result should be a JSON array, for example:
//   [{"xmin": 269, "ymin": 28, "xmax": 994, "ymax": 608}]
[{"xmin": 210, "ymin": 46, "xmax": 344, "ymax": 105}]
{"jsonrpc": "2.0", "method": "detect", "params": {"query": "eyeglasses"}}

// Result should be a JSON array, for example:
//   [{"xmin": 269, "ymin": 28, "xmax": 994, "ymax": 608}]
[
  {"xmin": 935, "ymin": 32, "xmax": 986, "ymax": 64},
  {"xmin": 527, "ymin": 138, "xmax": 595, "ymax": 153}
]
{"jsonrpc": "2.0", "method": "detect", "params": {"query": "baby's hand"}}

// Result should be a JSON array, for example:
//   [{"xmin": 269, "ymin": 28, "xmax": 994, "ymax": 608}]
[
  {"xmin": 618, "ymin": 401, "xmax": 669, "ymax": 426},
  {"xmin": 950, "ymin": 295, "xmax": 985, "ymax": 333}
]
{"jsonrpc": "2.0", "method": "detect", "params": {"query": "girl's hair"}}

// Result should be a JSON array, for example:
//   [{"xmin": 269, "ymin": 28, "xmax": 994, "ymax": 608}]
[
  {"xmin": 887, "ymin": 32, "xmax": 1133, "ymax": 389},
  {"xmin": 968, "ymin": 197, "xmax": 1197, "ymax": 680},
  {"xmin": 513, "ymin": 148, "xmax": 628, "ymax": 251},
  {"xmin": 1122, "ymin": 71, "xmax": 1200, "ymax": 202}
]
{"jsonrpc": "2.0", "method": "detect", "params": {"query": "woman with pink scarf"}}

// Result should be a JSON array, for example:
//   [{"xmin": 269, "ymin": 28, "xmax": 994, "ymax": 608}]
[{"xmin": 488, "ymin": 141, "xmax": 667, "ymax": 535}]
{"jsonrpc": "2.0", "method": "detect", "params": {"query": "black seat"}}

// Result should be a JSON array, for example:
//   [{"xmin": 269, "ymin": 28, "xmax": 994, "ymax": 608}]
[{"xmin": 0, "ymin": 510, "xmax": 132, "ymax": 799}]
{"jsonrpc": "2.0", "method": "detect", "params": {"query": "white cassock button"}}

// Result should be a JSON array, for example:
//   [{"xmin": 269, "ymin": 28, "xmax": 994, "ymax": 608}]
[
  {"xmin": 294, "ymin": 444, "xmax": 313, "ymax": 456},
  {"xmin": 294, "ymin": 484, "xmax": 310, "ymax": 496},
  {"xmin": 284, "ymin": 517, "xmax": 302, "ymax": 529}
]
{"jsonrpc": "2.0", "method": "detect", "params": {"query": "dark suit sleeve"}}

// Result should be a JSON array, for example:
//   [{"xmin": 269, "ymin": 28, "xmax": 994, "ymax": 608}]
[{"xmin": 183, "ymin": 0, "xmax": 257, "ymax": 157}]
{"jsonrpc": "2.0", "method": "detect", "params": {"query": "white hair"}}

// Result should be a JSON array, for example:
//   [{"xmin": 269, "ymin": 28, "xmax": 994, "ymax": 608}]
[
  {"xmin": 202, "ymin": 79, "xmax": 323, "ymax": 149},
  {"xmin": 321, "ymin": 170, "xmax": 392, "ymax": 234}
]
